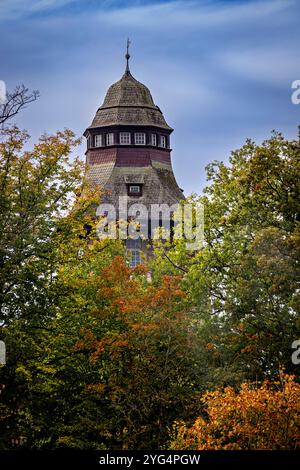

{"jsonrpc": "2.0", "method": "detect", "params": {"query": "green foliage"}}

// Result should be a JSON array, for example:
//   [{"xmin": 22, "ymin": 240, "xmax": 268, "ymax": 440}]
[
  {"xmin": 152, "ymin": 129, "xmax": 300, "ymax": 383},
  {"xmin": 0, "ymin": 125, "xmax": 123, "ymax": 449},
  {"xmin": 0, "ymin": 126, "xmax": 83, "ymax": 324},
  {"xmin": 0, "ymin": 125, "xmax": 299, "ymax": 450}
]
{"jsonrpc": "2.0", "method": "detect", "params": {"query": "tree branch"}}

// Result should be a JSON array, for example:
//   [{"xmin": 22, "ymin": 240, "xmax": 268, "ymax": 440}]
[{"xmin": 0, "ymin": 85, "xmax": 39, "ymax": 125}]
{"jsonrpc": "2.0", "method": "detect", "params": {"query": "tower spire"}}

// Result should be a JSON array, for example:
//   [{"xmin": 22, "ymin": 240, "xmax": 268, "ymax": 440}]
[{"xmin": 125, "ymin": 38, "xmax": 131, "ymax": 75}]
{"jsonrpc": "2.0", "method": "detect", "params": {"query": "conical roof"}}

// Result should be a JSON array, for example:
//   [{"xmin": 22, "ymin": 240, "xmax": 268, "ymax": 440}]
[
  {"xmin": 102, "ymin": 72, "xmax": 155, "ymax": 108},
  {"xmin": 89, "ymin": 71, "xmax": 172, "ymax": 131}
]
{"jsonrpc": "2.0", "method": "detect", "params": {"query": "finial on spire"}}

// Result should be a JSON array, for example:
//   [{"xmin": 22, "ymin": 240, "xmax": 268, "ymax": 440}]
[{"xmin": 125, "ymin": 38, "xmax": 131, "ymax": 75}]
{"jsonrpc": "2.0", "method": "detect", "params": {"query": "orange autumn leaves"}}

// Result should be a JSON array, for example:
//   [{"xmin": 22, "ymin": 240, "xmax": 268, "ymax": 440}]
[
  {"xmin": 96, "ymin": 257, "xmax": 184, "ymax": 314},
  {"xmin": 73, "ymin": 256, "xmax": 300, "ymax": 450},
  {"xmin": 72, "ymin": 256, "xmax": 198, "ymax": 449},
  {"xmin": 171, "ymin": 373, "xmax": 300, "ymax": 450},
  {"xmin": 75, "ymin": 256, "xmax": 187, "ymax": 364}
]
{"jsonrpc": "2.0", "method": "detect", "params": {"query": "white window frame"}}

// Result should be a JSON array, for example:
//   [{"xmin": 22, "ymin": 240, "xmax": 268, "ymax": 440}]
[
  {"xmin": 94, "ymin": 134, "xmax": 103, "ymax": 147},
  {"xmin": 135, "ymin": 132, "xmax": 146, "ymax": 145},
  {"xmin": 160, "ymin": 135, "xmax": 166, "ymax": 148},
  {"xmin": 151, "ymin": 134, "xmax": 157, "ymax": 146},
  {"xmin": 129, "ymin": 185, "xmax": 141, "ymax": 194},
  {"xmin": 126, "ymin": 238, "xmax": 141, "ymax": 268},
  {"xmin": 106, "ymin": 133, "xmax": 114, "ymax": 146},
  {"xmin": 120, "ymin": 132, "xmax": 131, "ymax": 145},
  {"xmin": 129, "ymin": 249, "xmax": 141, "ymax": 268}
]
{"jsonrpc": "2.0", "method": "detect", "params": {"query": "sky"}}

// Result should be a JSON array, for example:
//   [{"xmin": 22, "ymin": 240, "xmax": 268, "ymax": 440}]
[{"xmin": 1, "ymin": 0, "xmax": 300, "ymax": 195}]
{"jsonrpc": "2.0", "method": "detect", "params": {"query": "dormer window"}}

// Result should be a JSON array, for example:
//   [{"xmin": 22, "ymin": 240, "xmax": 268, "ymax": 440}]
[
  {"xmin": 160, "ymin": 135, "xmax": 166, "ymax": 148},
  {"xmin": 95, "ymin": 134, "xmax": 103, "ymax": 147},
  {"xmin": 135, "ymin": 133, "xmax": 146, "ymax": 145},
  {"xmin": 151, "ymin": 134, "xmax": 157, "ymax": 146},
  {"xmin": 120, "ymin": 132, "xmax": 131, "ymax": 145},
  {"xmin": 128, "ymin": 184, "xmax": 142, "ymax": 196},
  {"xmin": 106, "ymin": 133, "xmax": 114, "ymax": 146}
]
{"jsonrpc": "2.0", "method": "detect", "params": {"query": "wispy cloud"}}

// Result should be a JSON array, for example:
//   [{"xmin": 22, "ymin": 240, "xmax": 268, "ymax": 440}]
[
  {"xmin": 1, "ymin": 0, "xmax": 299, "ymax": 194},
  {"xmin": 221, "ymin": 46, "xmax": 300, "ymax": 87},
  {"xmin": 93, "ymin": 0, "xmax": 294, "ymax": 29},
  {"xmin": 0, "ymin": 0, "xmax": 78, "ymax": 20},
  {"xmin": 0, "ymin": 0, "xmax": 294, "ymax": 24}
]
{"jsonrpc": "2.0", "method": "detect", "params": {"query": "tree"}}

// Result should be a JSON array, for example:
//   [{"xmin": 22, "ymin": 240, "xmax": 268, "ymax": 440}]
[
  {"xmin": 70, "ymin": 258, "xmax": 202, "ymax": 449},
  {"xmin": 0, "ymin": 124, "xmax": 122, "ymax": 449},
  {"xmin": 170, "ymin": 373, "xmax": 300, "ymax": 450},
  {"xmin": 1, "ymin": 124, "xmax": 299, "ymax": 450},
  {"xmin": 152, "ymin": 128, "xmax": 300, "ymax": 382},
  {"xmin": 0, "ymin": 85, "xmax": 39, "ymax": 125},
  {"xmin": 0, "ymin": 125, "xmax": 83, "ymax": 324},
  {"xmin": 18, "ymin": 257, "xmax": 201, "ymax": 450}
]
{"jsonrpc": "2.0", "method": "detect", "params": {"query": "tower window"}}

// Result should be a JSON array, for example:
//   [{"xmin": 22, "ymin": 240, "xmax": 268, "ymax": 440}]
[
  {"xmin": 94, "ymin": 134, "xmax": 103, "ymax": 147},
  {"xmin": 160, "ymin": 135, "xmax": 167, "ymax": 148},
  {"xmin": 87, "ymin": 134, "xmax": 92, "ymax": 148},
  {"xmin": 120, "ymin": 132, "xmax": 131, "ymax": 145},
  {"xmin": 128, "ymin": 184, "xmax": 142, "ymax": 196},
  {"xmin": 135, "ymin": 132, "xmax": 146, "ymax": 145},
  {"xmin": 126, "ymin": 238, "xmax": 141, "ymax": 268},
  {"xmin": 151, "ymin": 134, "xmax": 157, "ymax": 146},
  {"xmin": 106, "ymin": 133, "xmax": 114, "ymax": 146},
  {"xmin": 130, "ymin": 249, "xmax": 141, "ymax": 268}
]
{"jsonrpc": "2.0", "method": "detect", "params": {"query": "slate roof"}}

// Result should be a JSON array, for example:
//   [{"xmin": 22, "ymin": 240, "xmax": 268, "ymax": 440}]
[
  {"xmin": 85, "ymin": 161, "xmax": 115, "ymax": 188},
  {"xmin": 94, "ymin": 164, "xmax": 183, "ymax": 210},
  {"xmin": 89, "ymin": 72, "xmax": 172, "ymax": 131}
]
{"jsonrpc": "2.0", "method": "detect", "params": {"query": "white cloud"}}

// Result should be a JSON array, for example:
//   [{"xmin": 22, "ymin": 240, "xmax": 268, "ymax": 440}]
[
  {"xmin": 2, "ymin": 0, "xmax": 299, "ymax": 196},
  {"xmin": 0, "ymin": 0, "xmax": 77, "ymax": 20},
  {"xmin": 0, "ymin": 0, "xmax": 295, "ymax": 26},
  {"xmin": 94, "ymin": 0, "xmax": 295, "ymax": 30},
  {"xmin": 220, "ymin": 47, "xmax": 300, "ymax": 87}
]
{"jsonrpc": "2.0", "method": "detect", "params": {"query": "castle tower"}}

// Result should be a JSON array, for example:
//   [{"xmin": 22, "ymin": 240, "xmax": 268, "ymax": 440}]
[{"xmin": 84, "ymin": 43, "xmax": 183, "ymax": 265}]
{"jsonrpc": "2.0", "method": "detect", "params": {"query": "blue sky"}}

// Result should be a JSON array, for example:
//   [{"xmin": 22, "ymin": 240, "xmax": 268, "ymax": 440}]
[{"xmin": 1, "ymin": 0, "xmax": 300, "ymax": 194}]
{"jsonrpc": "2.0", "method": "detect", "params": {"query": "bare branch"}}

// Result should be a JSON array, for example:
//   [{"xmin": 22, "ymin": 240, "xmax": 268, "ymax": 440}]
[
  {"xmin": 163, "ymin": 250, "xmax": 188, "ymax": 273},
  {"xmin": 0, "ymin": 85, "xmax": 39, "ymax": 125}
]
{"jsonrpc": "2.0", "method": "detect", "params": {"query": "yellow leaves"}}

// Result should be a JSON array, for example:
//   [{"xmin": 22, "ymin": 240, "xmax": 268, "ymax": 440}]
[
  {"xmin": 85, "ymin": 383, "xmax": 106, "ymax": 394},
  {"xmin": 170, "ymin": 373, "xmax": 300, "ymax": 450},
  {"xmin": 35, "ymin": 364, "xmax": 57, "ymax": 374},
  {"xmin": 15, "ymin": 366, "xmax": 32, "ymax": 382}
]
